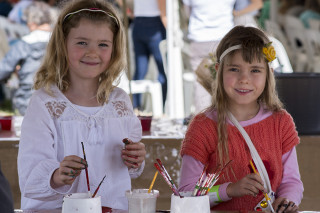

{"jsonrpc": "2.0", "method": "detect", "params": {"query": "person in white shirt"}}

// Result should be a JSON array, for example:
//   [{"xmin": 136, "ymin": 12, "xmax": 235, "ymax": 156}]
[
  {"xmin": 18, "ymin": 0, "xmax": 146, "ymax": 210},
  {"xmin": 182, "ymin": 0, "xmax": 236, "ymax": 114}
]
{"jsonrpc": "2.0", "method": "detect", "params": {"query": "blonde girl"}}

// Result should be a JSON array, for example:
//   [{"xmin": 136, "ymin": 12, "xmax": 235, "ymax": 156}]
[
  {"xmin": 18, "ymin": 0, "xmax": 146, "ymax": 210},
  {"xmin": 179, "ymin": 26, "xmax": 303, "ymax": 212}
]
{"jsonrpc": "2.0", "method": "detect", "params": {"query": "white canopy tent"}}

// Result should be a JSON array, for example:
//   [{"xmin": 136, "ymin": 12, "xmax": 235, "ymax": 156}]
[{"xmin": 166, "ymin": 0, "xmax": 184, "ymax": 118}]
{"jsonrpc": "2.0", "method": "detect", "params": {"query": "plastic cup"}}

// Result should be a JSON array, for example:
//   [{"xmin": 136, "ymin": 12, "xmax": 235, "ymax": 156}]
[
  {"xmin": 62, "ymin": 192, "xmax": 102, "ymax": 213},
  {"xmin": 170, "ymin": 191, "xmax": 210, "ymax": 213},
  {"xmin": 0, "ymin": 116, "xmax": 13, "ymax": 131},
  {"xmin": 138, "ymin": 116, "xmax": 152, "ymax": 132},
  {"xmin": 13, "ymin": 116, "xmax": 23, "ymax": 136},
  {"xmin": 126, "ymin": 189, "xmax": 159, "ymax": 213}
]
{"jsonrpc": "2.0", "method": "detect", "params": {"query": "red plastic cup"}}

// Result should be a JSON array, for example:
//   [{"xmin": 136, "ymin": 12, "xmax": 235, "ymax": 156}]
[
  {"xmin": 102, "ymin": 206, "xmax": 112, "ymax": 213},
  {"xmin": 138, "ymin": 116, "xmax": 152, "ymax": 132},
  {"xmin": 0, "ymin": 116, "xmax": 13, "ymax": 131}
]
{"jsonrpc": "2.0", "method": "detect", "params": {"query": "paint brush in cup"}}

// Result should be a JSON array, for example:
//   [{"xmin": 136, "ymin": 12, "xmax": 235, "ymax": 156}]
[
  {"xmin": 156, "ymin": 159, "xmax": 179, "ymax": 195},
  {"xmin": 154, "ymin": 159, "xmax": 180, "ymax": 196},
  {"xmin": 148, "ymin": 171, "xmax": 158, "ymax": 193},
  {"xmin": 81, "ymin": 142, "xmax": 90, "ymax": 194},
  {"xmin": 192, "ymin": 164, "xmax": 208, "ymax": 196},
  {"xmin": 92, "ymin": 175, "xmax": 106, "ymax": 198}
]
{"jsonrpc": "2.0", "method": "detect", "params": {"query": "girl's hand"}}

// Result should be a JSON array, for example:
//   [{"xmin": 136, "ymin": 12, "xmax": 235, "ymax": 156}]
[
  {"xmin": 121, "ymin": 138, "xmax": 146, "ymax": 169},
  {"xmin": 226, "ymin": 173, "xmax": 265, "ymax": 197},
  {"xmin": 273, "ymin": 197, "xmax": 298, "ymax": 213},
  {"xmin": 51, "ymin": 155, "xmax": 87, "ymax": 188}
]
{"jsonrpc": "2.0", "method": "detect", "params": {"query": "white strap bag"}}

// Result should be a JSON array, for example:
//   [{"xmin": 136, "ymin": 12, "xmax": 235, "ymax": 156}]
[{"xmin": 228, "ymin": 112, "xmax": 275, "ymax": 212}]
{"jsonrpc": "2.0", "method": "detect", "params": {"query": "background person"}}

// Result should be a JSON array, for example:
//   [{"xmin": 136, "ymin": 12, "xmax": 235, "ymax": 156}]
[
  {"xmin": 0, "ymin": 1, "xmax": 53, "ymax": 115},
  {"xmin": 182, "ymin": 0, "xmax": 236, "ymax": 114},
  {"xmin": 131, "ymin": 0, "xmax": 167, "ymax": 110}
]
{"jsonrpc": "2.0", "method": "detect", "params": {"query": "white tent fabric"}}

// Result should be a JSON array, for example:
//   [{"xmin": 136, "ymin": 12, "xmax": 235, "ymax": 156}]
[{"xmin": 166, "ymin": 0, "xmax": 184, "ymax": 118}]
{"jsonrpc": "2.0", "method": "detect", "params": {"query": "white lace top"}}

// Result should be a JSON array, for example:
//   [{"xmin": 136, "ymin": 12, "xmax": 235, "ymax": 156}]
[{"xmin": 18, "ymin": 85, "xmax": 143, "ymax": 210}]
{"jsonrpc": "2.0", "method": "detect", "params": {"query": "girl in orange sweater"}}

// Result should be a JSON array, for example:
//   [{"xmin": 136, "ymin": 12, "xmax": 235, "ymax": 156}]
[{"xmin": 179, "ymin": 26, "xmax": 303, "ymax": 212}]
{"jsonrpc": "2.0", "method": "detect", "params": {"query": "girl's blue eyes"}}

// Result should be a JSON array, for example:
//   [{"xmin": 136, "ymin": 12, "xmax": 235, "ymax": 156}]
[
  {"xmin": 76, "ymin": 42, "xmax": 109, "ymax": 47},
  {"xmin": 228, "ymin": 68, "xmax": 261, "ymax": 73}
]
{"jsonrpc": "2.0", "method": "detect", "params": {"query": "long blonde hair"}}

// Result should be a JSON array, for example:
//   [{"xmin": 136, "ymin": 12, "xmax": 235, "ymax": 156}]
[
  {"xmin": 212, "ymin": 26, "xmax": 283, "ymax": 168},
  {"xmin": 34, "ymin": 0, "xmax": 126, "ymax": 104}
]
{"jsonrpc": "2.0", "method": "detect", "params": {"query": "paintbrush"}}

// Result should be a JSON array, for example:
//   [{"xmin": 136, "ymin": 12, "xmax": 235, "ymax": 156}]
[
  {"xmin": 154, "ymin": 162, "xmax": 180, "ymax": 196},
  {"xmin": 156, "ymin": 159, "xmax": 180, "ymax": 196},
  {"xmin": 81, "ymin": 142, "xmax": 90, "ymax": 193},
  {"xmin": 92, "ymin": 175, "xmax": 106, "ymax": 198}
]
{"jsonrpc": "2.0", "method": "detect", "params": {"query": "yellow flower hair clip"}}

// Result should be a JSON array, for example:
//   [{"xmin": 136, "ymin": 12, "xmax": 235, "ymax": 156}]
[{"xmin": 263, "ymin": 42, "xmax": 276, "ymax": 62}]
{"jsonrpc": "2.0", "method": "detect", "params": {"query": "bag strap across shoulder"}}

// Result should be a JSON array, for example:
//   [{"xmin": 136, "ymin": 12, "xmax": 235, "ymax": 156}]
[{"xmin": 227, "ymin": 112, "xmax": 272, "ymax": 193}]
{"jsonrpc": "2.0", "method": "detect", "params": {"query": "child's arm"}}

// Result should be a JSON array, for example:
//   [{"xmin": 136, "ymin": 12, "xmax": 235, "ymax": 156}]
[
  {"xmin": 272, "ymin": 147, "xmax": 303, "ymax": 212},
  {"xmin": 178, "ymin": 155, "xmax": 232, "ymax": 206},
  {"xmin": 18, "ymin": 94, "xmax": 74, "ymax": 199},
  {"xmin": 277, "ymin": 147, "xmax": 303, "ymax": 203},
  {"xmin": 178, "ymin": 155, "xmax": 205, "ymax": 191},
  {"xmin": 274, "ymin": 111, "xmax": 303, "ymax": 212}
]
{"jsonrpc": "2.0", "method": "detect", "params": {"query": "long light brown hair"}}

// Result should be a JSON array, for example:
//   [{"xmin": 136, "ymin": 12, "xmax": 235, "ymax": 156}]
[
  {"xmin": 34, "ymin": 0, "xmax": 126, "ymax": 104},
  {"xmin": 211, "ymin": 26, "xmax": 283, "ymax": 169}
]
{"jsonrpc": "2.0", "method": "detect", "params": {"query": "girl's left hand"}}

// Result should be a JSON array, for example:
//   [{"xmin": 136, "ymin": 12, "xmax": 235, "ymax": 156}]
[
  {"xmin": 273, "ymin": 197, "xmax": 298, "ymax": 213},
  {"xmin": 121, "ymin": 138, "xmax": 146, "ymax": 169}
]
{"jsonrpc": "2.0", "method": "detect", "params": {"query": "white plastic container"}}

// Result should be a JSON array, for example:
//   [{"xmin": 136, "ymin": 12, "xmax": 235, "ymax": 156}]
[
  {"xmin": 170, "ymin": 191, "xmax": 210, "ymax": 213},
  {"xmin": 126, "ymin": 189, "xmax": 159, "ymax": 213},
  {"xmin": 62, "ymin": 192, "xmax": 102, "ymax": 213}
]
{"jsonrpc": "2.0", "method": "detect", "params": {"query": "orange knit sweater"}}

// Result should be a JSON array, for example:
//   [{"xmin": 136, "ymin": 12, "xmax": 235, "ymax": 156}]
[{"xmin": 180, "ymin": 110, "xmax": 299, "ymax": 210}]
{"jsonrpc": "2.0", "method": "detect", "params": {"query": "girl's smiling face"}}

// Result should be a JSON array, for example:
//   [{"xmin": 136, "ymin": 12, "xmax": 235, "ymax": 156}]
[
  {"xmin": 222, "ymin": 51, "xmax": 267, "ymax": 111},
  {"xmin": 66, "ymin": 18, "xmax": 114, "ymax": 83}
]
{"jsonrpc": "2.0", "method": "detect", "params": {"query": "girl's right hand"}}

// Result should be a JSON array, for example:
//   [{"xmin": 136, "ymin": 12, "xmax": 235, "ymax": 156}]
[
  {"xmin": 226, "ymin": 173, "xmax": 265, "ymax": 197},
  {"xmin": 50, "ymin": 155, "xmax": 88, "ymax": 188}
]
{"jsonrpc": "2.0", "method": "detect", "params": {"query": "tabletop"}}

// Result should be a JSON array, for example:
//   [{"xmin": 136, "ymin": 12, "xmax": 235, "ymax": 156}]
[
  {"xmin": 14, "ymin": 210, "xmax": 320, "ymax": 213},
  {"xmin": 0, "ymin": 117, "xmax": 186, "ymax": 142},
  {"xmin": 14, "ymin": 209, "xmax": 172, "ymax": 213},
  {"xmin": 14, "ymin": 208, "xmax": 127, "ymax": 213}
]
